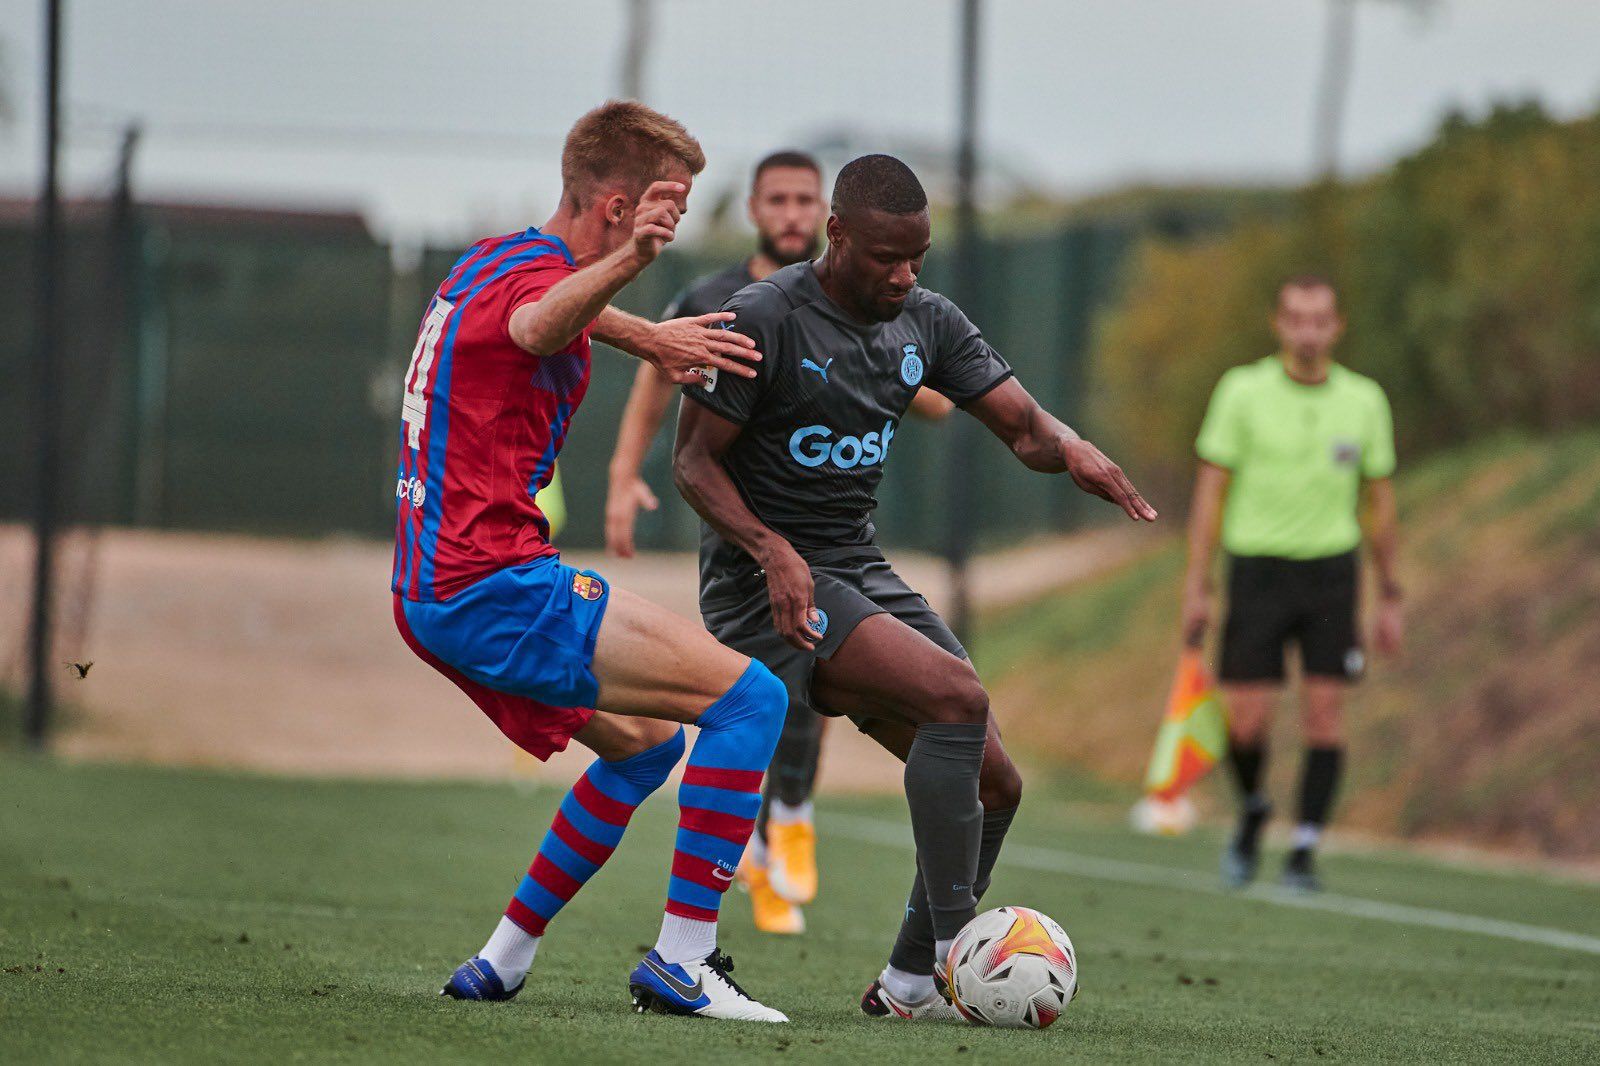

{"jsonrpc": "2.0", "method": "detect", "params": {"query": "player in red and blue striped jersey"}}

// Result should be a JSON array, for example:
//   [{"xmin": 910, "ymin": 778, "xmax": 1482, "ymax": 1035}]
[{"xmin": 392, "ymin": 101, "xmax": 789, "ymax": 1023}]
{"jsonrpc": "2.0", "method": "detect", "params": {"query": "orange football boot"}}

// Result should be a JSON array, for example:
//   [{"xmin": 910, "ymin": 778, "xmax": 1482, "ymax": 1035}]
[
  {"xmin": 738, "ymin": 862, "xmax": 805, "ymax": 935},
  {"xmin": 765, "ymin": 820, "xmax": 818, "ymax": 904}
]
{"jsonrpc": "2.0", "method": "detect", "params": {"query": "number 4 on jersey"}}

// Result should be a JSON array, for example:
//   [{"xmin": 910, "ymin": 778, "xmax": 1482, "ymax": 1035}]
[{"xmin": 402, "ymin": 297, "xmax": 454, "ymax": 449}]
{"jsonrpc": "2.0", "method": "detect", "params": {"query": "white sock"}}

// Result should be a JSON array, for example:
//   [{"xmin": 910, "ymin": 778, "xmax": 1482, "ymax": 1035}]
[
  {"xmin": 478, "ymin": 916, "xmax": 540, "ymax": 985},
  {"xmin": 769, "ymin": 799, "xmax": 814, "ymax": 825},
  {"xmin": 745, "ymin": 831, "xmax": 767, "ymax": 868},
  {"xmin": 1293, "ymin": 823, "xmax": 1323, "ymax": 850},
  {"xmin": 654, "ymin": 912, "xmax": 717, "ymax": 965},
  {"xmin": 881, "ymin": 964, "xmax": 936, "ymax": 1004},
  {"xmin": 935, "ymin": 938, "xmax": 955, "ymax": 967}
]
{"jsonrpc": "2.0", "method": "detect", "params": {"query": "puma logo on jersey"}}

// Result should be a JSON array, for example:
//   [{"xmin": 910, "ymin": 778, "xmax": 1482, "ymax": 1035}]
[{"xmin": 801, "ymin": 357, "xmax": 833, "ymax": 383}]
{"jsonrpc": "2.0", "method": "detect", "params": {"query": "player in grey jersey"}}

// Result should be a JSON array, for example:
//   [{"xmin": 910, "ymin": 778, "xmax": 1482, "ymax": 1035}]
[
  {"xmin": 606, "ymin": 150, "xmax": 951, "ymax": 937},
  {"xmin": 673, "ymin": 154, "xmax": 1157, "ymax": 1018}
]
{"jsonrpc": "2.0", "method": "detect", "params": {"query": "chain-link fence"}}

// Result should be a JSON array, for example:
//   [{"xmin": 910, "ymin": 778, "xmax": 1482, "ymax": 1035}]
[{"xmin": 2, "ymin": 204, "xmax": 1191, "ymax": 554}]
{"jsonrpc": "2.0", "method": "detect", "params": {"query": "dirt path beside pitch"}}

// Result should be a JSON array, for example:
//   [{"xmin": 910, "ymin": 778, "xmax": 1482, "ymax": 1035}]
[{"xmin": 0, "ymin": 525, "xmax": 1145, "ymax": 790}]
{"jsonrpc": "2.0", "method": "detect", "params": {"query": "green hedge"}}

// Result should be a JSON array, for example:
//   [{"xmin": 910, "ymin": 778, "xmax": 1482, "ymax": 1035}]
[{"xmin": 1092, "ymin": 102, "xmax": 1600, "ymax": 494}]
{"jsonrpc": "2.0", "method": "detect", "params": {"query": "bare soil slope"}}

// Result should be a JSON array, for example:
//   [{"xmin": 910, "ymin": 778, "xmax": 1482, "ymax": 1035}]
[
  {"xmin": 0, "ymin": 524, "xmax": 1142, "ymax": 790},
  {"xmin": 982, "ymin": 431, "xmax": 1600, "ymax": 858}
]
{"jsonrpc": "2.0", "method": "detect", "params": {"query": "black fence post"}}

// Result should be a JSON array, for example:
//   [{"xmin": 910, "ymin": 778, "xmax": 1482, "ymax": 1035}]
[
  {"xmin": 26, "ymin": 0, "xmax": 65, "ymax": 751},
  {"xmin": 944, "ymin": 0, "xmax": 983, "ymax": 649}
]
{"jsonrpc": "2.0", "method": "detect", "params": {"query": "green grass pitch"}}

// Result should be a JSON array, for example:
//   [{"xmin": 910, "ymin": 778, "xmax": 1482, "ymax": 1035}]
[{"xmin": 2, "ymin": 756, "xmax": 1597, "ymax": 1063}]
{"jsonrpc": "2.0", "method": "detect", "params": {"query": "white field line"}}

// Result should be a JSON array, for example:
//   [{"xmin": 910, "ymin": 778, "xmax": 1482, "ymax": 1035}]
[{"xmin": 825, "ymin": 814, "xmax": 1600, "ymax": 958}]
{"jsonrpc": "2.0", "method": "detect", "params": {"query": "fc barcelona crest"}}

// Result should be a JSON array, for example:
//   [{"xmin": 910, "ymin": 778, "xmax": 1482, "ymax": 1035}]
[{"xmin": 572, "ymin": 573, "xmax": 605, "ymax": 602}]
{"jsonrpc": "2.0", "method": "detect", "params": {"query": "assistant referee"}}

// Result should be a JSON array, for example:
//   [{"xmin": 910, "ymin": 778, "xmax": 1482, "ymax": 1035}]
[{"xmin": 1181, "ymin": 275, "xmax": 1403, "ymax": 892}]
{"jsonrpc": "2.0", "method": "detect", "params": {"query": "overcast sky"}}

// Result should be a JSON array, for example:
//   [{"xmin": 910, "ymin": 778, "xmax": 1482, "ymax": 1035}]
[{"xmin": 1, "ymin": 0, "xmax": 1597, "ymax": 242}]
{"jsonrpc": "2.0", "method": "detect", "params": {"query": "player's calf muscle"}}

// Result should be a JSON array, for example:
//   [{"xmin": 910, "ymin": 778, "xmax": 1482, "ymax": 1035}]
[
  {"xmin": 979, "ymin": 745, "xmax": 1023, "ymax": 810},
  {"xmin": 576, "ymin": 712, "xmax": 683, "ymax": 762}
]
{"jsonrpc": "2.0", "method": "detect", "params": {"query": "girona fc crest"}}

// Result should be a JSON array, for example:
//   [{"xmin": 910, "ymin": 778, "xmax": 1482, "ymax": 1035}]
[{"xmin": 571, "ymin": 573, "xmax": 605, "ymax": 602}]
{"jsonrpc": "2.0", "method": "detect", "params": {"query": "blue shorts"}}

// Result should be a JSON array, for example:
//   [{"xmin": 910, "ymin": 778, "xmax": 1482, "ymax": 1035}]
[{"xmin": 398, "ymin": 556, "xmax": 611, "ymax": 744}]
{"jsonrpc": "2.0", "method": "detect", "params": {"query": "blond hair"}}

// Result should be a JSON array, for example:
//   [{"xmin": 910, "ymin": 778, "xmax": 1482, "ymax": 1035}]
[{"xmin": 561, "ymin": 100, "xmax": 706, "ymax": 209}]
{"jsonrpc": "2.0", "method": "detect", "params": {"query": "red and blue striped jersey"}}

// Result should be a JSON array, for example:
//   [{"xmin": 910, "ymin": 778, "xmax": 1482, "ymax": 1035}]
[{"xmin": 393, "ymin": 228, "xmax": 591, "ymax": 601}]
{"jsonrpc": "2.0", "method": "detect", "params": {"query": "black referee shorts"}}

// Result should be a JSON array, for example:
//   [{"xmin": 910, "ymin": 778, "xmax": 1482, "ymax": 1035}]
[{"xmin": 1220, "ymin": 551, "xmax": 1363, "ymax": 684}]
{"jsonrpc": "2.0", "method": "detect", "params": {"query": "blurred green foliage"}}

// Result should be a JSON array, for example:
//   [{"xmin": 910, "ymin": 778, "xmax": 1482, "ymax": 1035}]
[{"xmin": 1092, "ymin": 102, "xmax": 1600, "ymax": 494}]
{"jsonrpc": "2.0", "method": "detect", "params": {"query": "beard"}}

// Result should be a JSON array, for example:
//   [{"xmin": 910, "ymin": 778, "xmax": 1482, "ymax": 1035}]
[{"xmin": 758, "ymin": 231, "xmax": 820, "ymax": 267}]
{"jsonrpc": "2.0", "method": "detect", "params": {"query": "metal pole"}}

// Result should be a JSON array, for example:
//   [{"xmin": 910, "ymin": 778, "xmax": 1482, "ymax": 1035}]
[
  {"xmin": 618, "ymin": 0, "xmax": 651, "ymax": 100},
  {"xmin": 26, "ymin": 0, "xmax": 64, "ymax": 750},
  {"xmin": 1312, "ymin": 0, "xmax": 1357, "ymax": 181},
  {"xmin": 945, "ymin": 0, "xmax": 981, "ymax": 648},
  {"xmin": 113, "ymin": 123, "xmax": 141, "ymax": 520}
]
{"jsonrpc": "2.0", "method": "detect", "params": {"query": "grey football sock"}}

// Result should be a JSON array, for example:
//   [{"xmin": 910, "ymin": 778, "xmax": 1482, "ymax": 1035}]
[
  {"xmin": 890, "ymin": 805, "xmax": 1016, "ymax": 974},
  {"xmin": 902, "ymin": 721, "xmax": 986, "ymax": 943}
]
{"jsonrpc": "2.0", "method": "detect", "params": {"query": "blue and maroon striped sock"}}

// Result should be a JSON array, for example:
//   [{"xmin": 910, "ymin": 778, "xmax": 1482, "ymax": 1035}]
[
  {"xmin": 501, "ymin": 729, "xmax": 685, "ymax": 946},
  {"xmin": 656, "ymin": 661, "xmax": 787, "ymax": 963}
]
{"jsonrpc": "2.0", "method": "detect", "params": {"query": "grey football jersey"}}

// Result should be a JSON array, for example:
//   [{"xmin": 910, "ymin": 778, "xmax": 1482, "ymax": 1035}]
[
  {"xmin": 683, "ymin": 261, "xmax": 1012, "ymax": 591},
  {"xmin": 660, "ymin": 261, "xmax": 756, "ymax": 320}
]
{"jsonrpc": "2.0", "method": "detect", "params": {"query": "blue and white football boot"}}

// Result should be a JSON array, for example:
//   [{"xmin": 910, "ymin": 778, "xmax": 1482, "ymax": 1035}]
[
  {"xmin": 440, "ymin": 956, "xmax": 523, "ymax": 1001},
  {"xmin": 628, "ymin": 950, "xmax": 787, "ymax": 1022}
]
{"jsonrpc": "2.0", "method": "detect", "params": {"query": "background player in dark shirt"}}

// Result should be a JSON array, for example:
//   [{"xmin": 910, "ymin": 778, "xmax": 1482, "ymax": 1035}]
[
  {"xmin": 605, "ymin": 150, "xmax": 951, "ymax": 937},
  {"xmin": 673, "ymin": 154, "xmax": 1156, "ymax": 1018},
  {"xmin": 606, "ymin": 151, "xmax": 830, "ymax": 561}
]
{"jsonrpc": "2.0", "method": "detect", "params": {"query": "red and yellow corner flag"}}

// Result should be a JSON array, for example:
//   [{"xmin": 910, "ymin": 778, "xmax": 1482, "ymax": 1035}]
[
  {"xmin": 1131, "ymin": 650, "xmax": 1228, "ymax": 835},
  {"xmin": 1143, "ymin": 649, "xmax": 1228, "ymax": 801}
]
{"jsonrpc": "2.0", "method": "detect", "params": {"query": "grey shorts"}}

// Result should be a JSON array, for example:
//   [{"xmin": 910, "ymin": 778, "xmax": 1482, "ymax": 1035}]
[{"xmin": 700, "ymin": 553, "xmax": 967, "ymax": 726}]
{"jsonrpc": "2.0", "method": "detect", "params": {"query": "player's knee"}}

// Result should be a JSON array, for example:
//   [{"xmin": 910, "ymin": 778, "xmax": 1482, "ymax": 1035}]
[
  {"xmin": 609, "ymin": 725, "xmax": 686, "ymax": 788},
  {"xmin": 781, "ymin": 700, "xmax": 824, "ymax": 743},
  {"xmin": 921, "ymin": 670, "xmax": 989, "ymax": 726},
  {"xmin": 1302, "ymin": 698, "xmax": 1343, "ymax": 746},
  {"xmin": 1229, "ymin": 721, "xmax": 1268, "ymax": 746},
  {"xmin": 1304, "ymin": 716, "xmax": 1343, "ymax": 747},
  {"xmin": 704, "ymin": 660, "xmax": 789, "ymax": 746},
  {"xmin": 979, "ymin": 759, "xmax": 1023, "ymax": 811}
]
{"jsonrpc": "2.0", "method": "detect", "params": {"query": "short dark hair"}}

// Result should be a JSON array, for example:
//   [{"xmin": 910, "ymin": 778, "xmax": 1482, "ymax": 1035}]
[
  {"xmin": 1279, "ymin": 273, "xmax": 1338, "ymax": 305},
  {"xmin": 830, "ymin": 154, "xmax": 928, "ymax": 216},
  {"xmin": 752, "ymin": 149, "xmax": 821, "ymax": 188}
]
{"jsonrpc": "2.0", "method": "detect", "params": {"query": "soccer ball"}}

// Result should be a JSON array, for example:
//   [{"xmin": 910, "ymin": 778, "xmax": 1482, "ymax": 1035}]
[{"xmin": 946, "ymin": 905, "xmax": 1078, "ymax": 1029}]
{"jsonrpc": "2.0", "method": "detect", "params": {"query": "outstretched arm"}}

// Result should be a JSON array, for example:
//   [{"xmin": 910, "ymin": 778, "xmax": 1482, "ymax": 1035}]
[
  {"xmin": 673, "ymin": 399, "xmax": 822, "ymax": 652},
  {"xmin": 964, "ymin": 377, "xmax": 1158, "ymax": 522},
  {"xmin": 592, "ymin": 306, "xmax": 763, "ymax": 384},
  {"xmin": 508, "ymin": 181, "xmax": 683, "ymax": 358},
  {"xmin": 604, "ymin": 361, "xmax": 676, "ymax": 557},
  {"xmin": 505, "ymin": 181, "xmax": 761, "ymax": 382}
]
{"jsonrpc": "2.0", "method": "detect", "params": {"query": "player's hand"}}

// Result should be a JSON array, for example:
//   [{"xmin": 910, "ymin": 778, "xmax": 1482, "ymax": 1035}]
[
  {"xmin": 604, "ymin": 475, "xmax": 659, "ymax": 558},
  {"xmin": 629, "ymin": 180, "xmax": 685, "ymax": 266},
  {"xmin": 1061, "ymin": 439, "xmax": 1158, "ymax": 522},
  {"xmin": 1181, "ymin": 583, "xmax": 1211, "ymax": 649},
  {"xmin": 648, "ymin": 312, "xmax": 762, "ymax": 384},
  {"xmin": 1374, "ymin": 597, "xmax": 1404, "ymax": 657},
  {"xmin": 758, "ymin": 544, "xmax": 821, "ymax": 652}
]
